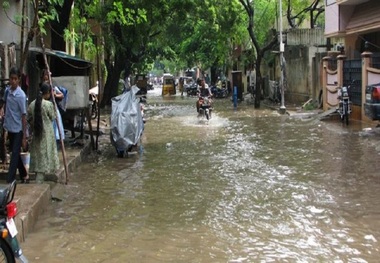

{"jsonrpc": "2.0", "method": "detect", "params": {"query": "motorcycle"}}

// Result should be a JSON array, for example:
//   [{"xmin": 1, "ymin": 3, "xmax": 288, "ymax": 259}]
[
  {"xmin": 110, "ymin": 85, "xmax": 145, "ymax": 158},
  {"xmin": 0, "ymin": 181, "xmax": 28, "ymax": 263},
  {"xmin": 197, "ymin": 96, "xmax": 212, "ymax": 121},
  {"xmin": 185, "ymin": 82, "xmax": 198, "ymax": 96},
  {"xmin": 89, "ymin": 84, "xmax": 99, "ymax": 120},
  {"xmin": 210, "ymin": 85, "xmax": 228, "ymax": 98},
  {"xmin": 337, "ymin": 85, "xmax": 352, "ymax": 125},
  {"xmin": 147, "ymin": 81, "xmax": 154, "ymax": 90},
  {"xmin": 89, "ymin": 92, "xmax": 98, "ymax": 120}
]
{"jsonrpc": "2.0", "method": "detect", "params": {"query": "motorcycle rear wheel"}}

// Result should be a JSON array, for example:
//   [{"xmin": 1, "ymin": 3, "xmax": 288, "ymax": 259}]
[{"xmin": 0, "ymin": 238, "xmax": 15, "ymax": 263}]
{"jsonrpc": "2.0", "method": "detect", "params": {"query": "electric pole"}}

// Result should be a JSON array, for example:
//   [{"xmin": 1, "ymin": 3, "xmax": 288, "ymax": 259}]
[{"xmin": 279, "ymin": 0, "xmax": 286, "ymax": 114}]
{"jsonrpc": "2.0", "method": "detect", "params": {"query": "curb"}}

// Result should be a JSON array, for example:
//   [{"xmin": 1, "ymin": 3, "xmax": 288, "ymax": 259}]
[{"xmin": 10, "ymin": 140, "xmax": 91, "ymax": 243}]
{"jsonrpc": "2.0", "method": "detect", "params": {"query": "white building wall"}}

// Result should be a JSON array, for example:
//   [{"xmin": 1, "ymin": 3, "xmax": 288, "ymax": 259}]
[{"xmin": 0, "ymin": 0, "xmax": 23, "ymax": 45}]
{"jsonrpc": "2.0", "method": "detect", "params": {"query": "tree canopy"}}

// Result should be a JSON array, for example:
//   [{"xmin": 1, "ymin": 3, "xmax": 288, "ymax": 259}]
[
  {"xmin": 239, "ymin": 0, "xmax": 278, "ymax": 108},
  {"xmin": 285, "ymin": 0, "xmax": 324, "ymax": 29},
  {"xmin": 67, "ymin": 0, "xmax": 247, "ymax": 105},
  {"xmin": 2, "ymin": 0, "xmax": 324, "ymax": 106}
]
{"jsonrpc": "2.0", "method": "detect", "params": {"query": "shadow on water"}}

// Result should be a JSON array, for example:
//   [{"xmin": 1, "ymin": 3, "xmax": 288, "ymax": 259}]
[{"xmin": 23, "ymin": 87, "xmax": 380, "ymax": 262}]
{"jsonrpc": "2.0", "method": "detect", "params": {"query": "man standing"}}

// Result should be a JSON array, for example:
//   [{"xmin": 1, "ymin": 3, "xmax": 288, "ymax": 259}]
[
  {"xmin": 178, "ymin": 77, "xmax": 184, "ymax": 97},
  {"xmin": 4, "ymin": 67, "xmax": 28, "ymax": 183}
]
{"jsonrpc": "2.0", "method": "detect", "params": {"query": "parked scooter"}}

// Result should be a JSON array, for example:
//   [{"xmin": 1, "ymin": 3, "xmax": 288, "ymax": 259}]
[
  {"xmin": 0, "ymin": 181, "xmax": 28, "ymax": 262},
  {"xmin": 110, "ymin": 86, "xmax": 145, "ymax": 158},
  {"xmin": 337, "ymin": 85, "xmax": 352, "ymax": 125},
  {"xmin": 185, "ymin": 82, "xmax": 198, "ymax": 96}
]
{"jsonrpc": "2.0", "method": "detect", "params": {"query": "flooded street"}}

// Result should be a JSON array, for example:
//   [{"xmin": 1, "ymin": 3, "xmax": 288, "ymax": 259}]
[{"xmin": 23, "ymin": 87, "xmax": 380, "ymax": 262}]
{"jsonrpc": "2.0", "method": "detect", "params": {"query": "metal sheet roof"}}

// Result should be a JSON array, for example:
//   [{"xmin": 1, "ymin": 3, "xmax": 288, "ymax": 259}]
[{"xmin": 28, "ymin": 47, "xmax": 92, "ymax": 66}]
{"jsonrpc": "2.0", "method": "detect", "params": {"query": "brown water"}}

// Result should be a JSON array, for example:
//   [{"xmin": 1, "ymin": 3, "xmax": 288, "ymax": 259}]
[{"xmin": 22, "ymin": 89, "xmax": 380, "ymax": 262}]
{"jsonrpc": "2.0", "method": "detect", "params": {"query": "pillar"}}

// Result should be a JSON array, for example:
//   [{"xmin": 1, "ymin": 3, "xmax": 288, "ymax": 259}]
[
  {"xmin": 361, "ymin": 51, "xmax": 372, "ymax": 121},
  {"xmin": 337, "ymin": 54, "xmax": 346, "ymax": 88},
  {"xmin": 322, "ymin": 56, "xmax": 330, "ymax": 111}
]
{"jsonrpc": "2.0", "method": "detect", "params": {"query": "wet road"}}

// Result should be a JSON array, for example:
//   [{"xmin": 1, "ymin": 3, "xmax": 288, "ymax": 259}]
[{"xmin": 23, "ymin": 88, "xmax": 380, "ymax": 262}]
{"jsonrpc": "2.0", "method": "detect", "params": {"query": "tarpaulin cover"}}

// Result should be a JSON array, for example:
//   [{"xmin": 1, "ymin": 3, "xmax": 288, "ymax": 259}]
[{"xmin": 110, "ymin": 86, "xmax": 144, "ymax": 151}]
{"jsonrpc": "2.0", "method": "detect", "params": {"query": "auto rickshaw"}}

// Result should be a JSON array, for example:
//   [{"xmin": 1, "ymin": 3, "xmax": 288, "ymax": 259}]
[{"xmin": 162, "ymin": 73, "xmax": 176, "ymax": 95}]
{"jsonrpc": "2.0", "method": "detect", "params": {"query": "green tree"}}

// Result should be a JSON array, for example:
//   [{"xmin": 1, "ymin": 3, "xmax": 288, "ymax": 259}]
[
  {"xmin": 164, "ymin": 0, "xmax": 245, "ymax": 80},
  {"xmin": 34, "ymin": 0, "xmax": 246, "ymax": 106},
  {"xmin": 239, "ymin": 0, "xmax": 278, "ymax": 108},
  {"xmin": 95, "ymin": 0, "xmax": 195, "ymax": 105},
  {"xmin": 285, "ymin": 0, "xmax": 324, "ymax": 29},
  {"xmin": 86, "ymin": 0, "xmax": 246, "ymax": 105}
]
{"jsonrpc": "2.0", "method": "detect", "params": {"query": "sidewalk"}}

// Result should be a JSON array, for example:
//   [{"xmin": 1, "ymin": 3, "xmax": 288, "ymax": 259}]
[{"xmin": 0, "ymin": 139, "xmax": 91, "ymax": 243}]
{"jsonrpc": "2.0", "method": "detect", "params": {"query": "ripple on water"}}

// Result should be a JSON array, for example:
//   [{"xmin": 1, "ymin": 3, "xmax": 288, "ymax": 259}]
[{"xmin": 22, "ymin": 95, "xmax": 380, "ymax": 262}]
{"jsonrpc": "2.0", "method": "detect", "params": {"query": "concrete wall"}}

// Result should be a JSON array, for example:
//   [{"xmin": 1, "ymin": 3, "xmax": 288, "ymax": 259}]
[
  {"xmin": 283, "ymin": 47, "xmax": 326, "ymax": 104},
  {"xmin": 0, "ymin": 0, "xmax": 38, "ymax": 46},
  {"xmin": 313, "ymin": 52, "xmax": 327, "ymax": 103},
  {"xmin": 0, "ymin": 0, "xmax": 23, "ymax": 44},
  {"xmin": 281, "ymin": 29, "xmax": 327, "ymax": 104},
  {"xmin": 287, "ymin": 29, "xmax": 326, "ymax": 46},
  {"xmin": 284, "ymin": 46, "xmax": 310, "ymax": 103},
  {"xmin": 0, "ymin": 0, "xmax": 38, "ymax": 77}
]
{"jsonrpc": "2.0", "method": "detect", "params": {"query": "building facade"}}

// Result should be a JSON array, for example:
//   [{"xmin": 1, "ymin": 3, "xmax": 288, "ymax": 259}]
[
  {"xmin": 325, "ymin": 0, "xmax": 380, "ymax": 57},
  {"xmin": 324, "ymin": 0, "xmax": 380, "ymax": 122}
]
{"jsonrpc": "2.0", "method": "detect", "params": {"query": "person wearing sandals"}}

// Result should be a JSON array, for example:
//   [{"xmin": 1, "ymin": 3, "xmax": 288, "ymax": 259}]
[
  {"xmin": 27, "ymin": 83, "xmax": 60, "ymax": 183},
  {"xmin": 3, "ymin": 67, "xmax": 29, "ymax": 183}
]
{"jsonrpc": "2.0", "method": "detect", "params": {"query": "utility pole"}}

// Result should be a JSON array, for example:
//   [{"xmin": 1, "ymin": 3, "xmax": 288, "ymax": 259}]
[{"xmin": 279, "ymin": 0, "xmax": 286, "ymax": 114}]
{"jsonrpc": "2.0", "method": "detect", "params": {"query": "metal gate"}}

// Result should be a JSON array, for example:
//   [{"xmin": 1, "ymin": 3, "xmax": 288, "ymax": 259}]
[{"xmin": 343, "ymin": 59, "xmax": 362, "ymax": 106}]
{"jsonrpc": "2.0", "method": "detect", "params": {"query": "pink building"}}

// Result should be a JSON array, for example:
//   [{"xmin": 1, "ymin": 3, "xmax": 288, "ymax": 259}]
[
  {"xmin": 325, "ymin": 0, "xmax": 380, "ymax": 58},
  {"xmin": 324, "ymin": 0, "xmax": 380, "ymax": 123}
]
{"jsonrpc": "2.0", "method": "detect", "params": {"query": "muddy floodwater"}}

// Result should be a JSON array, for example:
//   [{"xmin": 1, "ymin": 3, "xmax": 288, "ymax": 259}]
[{"xmin": 22, "ymin": 88, "xmax": 380, "ymax": 262}]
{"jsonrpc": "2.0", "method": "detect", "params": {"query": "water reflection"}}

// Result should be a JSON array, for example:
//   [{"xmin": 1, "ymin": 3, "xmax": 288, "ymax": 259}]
[{"xmin": 23, "ymin": 90, "xmax": 380, "ymax": 262}]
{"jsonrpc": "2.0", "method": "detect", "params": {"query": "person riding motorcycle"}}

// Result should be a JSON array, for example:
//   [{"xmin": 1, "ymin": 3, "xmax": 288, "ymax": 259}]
[
  {"xmin": 196, "ymin": 78, "xmax": 213, "ymax": 116},
  {"xmin": 216, "ymin": 77, "xmax": 222, "ymax": 89}
]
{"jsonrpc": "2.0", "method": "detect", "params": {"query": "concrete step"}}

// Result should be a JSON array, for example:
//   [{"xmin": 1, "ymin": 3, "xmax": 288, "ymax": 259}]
[
  {"xmin": 317, "ymin": 107, "xmax": 339, "ymax": 120},
  {"xmin": 13, "ymin": 184, "xmax": 51, "ymax": 243},
  {"xmin": 0, "ymin": 140, "xmax": 91, "ymax": 243}
]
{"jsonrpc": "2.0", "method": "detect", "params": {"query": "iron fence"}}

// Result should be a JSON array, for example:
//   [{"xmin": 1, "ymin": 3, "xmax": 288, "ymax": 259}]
[
  {"xmin": 343, "ymin": 59, "xmax": 362, "ymax": 106},
  {"xmin": 372, "ymin": 53, "xmax": 380, "ymax": 69}
]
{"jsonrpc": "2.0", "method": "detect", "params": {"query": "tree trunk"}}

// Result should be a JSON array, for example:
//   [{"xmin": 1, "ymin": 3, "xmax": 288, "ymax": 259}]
[
  {"xmin": 254, "ymin": 55, "xmax": 262, "ymax": 109},
  {"xmin": 101, "ymin": 54, "xmax": 125, "ymax": 107}
]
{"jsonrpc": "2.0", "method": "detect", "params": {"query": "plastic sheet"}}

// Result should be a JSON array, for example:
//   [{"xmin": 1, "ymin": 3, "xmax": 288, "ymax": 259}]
[{"xmin": 110, "ymin": 85, "xmax": 144, "ymax": 152}]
